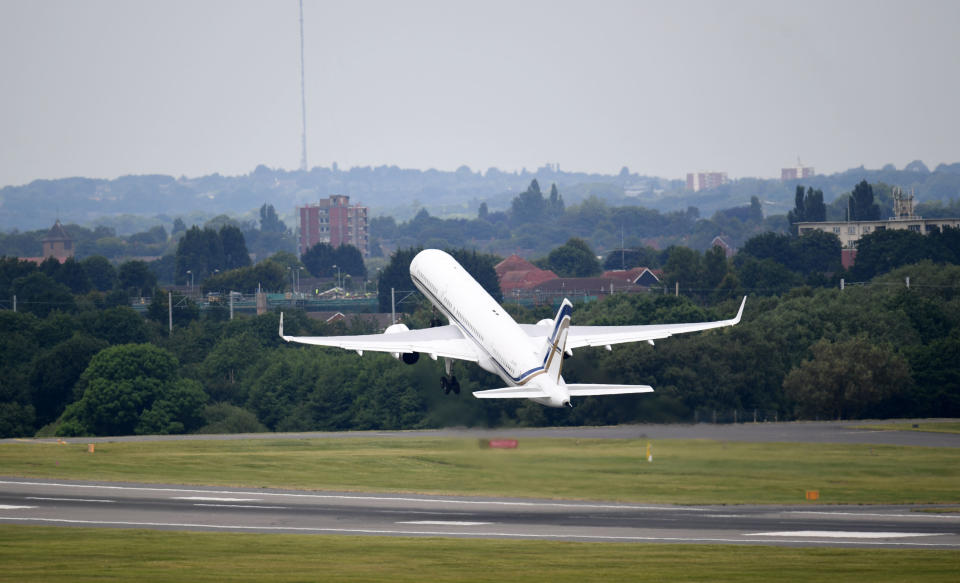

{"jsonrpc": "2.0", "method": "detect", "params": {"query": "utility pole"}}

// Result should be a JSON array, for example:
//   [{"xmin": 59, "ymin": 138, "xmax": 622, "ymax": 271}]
[{"xmin": 168, "ymin": 292, "xmax": 173, "ymax": 335}]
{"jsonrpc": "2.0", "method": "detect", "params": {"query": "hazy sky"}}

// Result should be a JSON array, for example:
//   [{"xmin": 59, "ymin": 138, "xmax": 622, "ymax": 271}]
[{"xmin": 1, "ymin": 0, "xmax": 958, "ymax": 187}]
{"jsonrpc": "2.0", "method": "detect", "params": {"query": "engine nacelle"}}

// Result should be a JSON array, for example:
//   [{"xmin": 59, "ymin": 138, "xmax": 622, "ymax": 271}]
[{"xmin": 384, "ymin": 324, "xmax": 420, "ymax": 364}]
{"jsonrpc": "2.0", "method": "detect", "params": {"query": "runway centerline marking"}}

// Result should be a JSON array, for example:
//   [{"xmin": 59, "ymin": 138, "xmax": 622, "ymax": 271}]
[
  {"xmin": 173, "ymin": 497, "xmax": 262, "ymax": 502},
  {"xmin": 27, "ymin": 497, "xmax": 114, "ymax": 503},
  {"xmin": 0, "ymin": 480, "xmax": 704, "ymax": 512},
  {"xmin": 193, "ymin": 504, "xmax": 288, "ymax": 509},
  {"xmin": 747, "ymin": 531, "xmax": 946, "ymax": 539},
  {"xmin": 397, "ymin": 521, "xmax": 492, "ymax": 526},
  {"xmin": 0, "ymin": 505, "xmax": 35, "ymax": 510},
  {"xmin": 786, "ymin": 510, "xmax": 960, "ymax": 520},
  {"xmin": 0, "ymin": 516, "xmax": 957, "ymax": 548}
]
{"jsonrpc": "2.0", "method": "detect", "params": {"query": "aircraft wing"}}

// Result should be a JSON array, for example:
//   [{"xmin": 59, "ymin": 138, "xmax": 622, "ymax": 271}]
[
  {"xmin": 280, "ymin": 316, "xmax": 481, "ymax": 362},
  {"xmin": 520, "ymin": 296, "xmax": 746, "ymax": 350}
]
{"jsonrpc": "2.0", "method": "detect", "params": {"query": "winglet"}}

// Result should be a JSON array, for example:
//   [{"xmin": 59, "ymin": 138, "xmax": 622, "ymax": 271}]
[
  {"xmin": 733, "ymin": 296, "xmax": 747, "ymax": 325},
  {"xmin": 279, "ymin": 312, "xmax": 285, "ymax": 339}
]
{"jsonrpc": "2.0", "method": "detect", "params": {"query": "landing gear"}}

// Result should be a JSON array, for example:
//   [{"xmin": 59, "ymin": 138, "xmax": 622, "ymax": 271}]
[
  {"xmin": 440, "ymin": 358, "xmax": 460, "ymax": 395},
  {"xmin": 441, "ymin": 375, "xmax": 460, "ymax": 395}
]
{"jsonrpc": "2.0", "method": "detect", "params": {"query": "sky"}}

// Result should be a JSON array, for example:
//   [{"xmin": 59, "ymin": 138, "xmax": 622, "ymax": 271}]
[{"xmin": 1, "ymin": 0, "xmax": 958, "ymax": 187}]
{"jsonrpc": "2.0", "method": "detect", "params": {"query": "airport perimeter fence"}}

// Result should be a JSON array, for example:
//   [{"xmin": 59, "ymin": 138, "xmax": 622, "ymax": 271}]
[{"xmin": 691, "ymin": 408, "xmax": 781, "ymax": 424}]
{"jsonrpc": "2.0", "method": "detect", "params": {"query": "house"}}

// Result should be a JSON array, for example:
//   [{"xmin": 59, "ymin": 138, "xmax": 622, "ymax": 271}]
[
  {"xmin": 602, "ymin": 267, "xmax": 661, "ymax": 287},
  {"xmin": 711, "ymin": 236, "xmax": 736, "ymax": 258},
  {"xmin": 494, "ymin": 254, "xmax": 558, "ymax": 294}
]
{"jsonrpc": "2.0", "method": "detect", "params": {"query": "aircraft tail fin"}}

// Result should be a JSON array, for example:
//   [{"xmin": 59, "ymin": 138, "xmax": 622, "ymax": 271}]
[{"xmin": 542, "ymin": 299, "xmax": 573, "ymax": 382}]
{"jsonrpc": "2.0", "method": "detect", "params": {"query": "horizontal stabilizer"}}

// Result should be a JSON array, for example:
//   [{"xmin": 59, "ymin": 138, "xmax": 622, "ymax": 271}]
[
  {"xmin": 565, "ymin": 384, "xmax": 654, "ymax": 396},
  {"xmin": 473, "ymin": 387, "xmax": 548, "ymax": 399}
]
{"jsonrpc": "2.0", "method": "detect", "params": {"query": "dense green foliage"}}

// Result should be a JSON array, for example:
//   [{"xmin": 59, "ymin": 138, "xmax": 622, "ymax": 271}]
[
  {"xmin": 301, "ymin": 243, "xmax": 366, "ymax": 279},
  {"xmin": 1, "ymin": 255, "xmax": 958, "ymax": 438}
]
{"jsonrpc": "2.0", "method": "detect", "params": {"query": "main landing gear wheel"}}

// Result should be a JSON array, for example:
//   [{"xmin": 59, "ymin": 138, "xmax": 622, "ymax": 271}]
[{"xmin": 441, "ymin": 376, "xmax": 460, "ymax": 395}]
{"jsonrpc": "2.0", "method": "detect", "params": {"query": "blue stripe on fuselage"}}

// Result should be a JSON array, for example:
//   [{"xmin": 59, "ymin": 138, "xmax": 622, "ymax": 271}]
[{"xmin": 411, "ymin": 272, "xmax": 545, "ymax": 385}]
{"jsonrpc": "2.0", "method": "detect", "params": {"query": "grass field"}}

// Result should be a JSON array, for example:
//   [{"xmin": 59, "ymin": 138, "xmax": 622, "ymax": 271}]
[
  {"xmin": 1, "ymin": 526, "xmax": 958, "ymax": 583},
  {"xmin": 2, "ymin": 437, "xmax": 959, "ymax": 505},
  {"xmin": 855, "ymin": 421, "xmax": 960, "ymax": 434}
]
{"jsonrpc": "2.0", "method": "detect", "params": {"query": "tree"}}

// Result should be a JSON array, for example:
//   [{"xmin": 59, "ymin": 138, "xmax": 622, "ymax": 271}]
[
  {"xmin": 795, "ymin": 230, "xmax": 841, "ymax": 273},
  {"xmin": 54, "ymin": 257, "xmax": 91, "ymax": 294},
  {"xmin": 175, "ymin": 226, "xmax": 223, "ymax": 283},
  {"xmin": 171, "ymin": 217, "xmax": 186, "ymax": 235},
  {"xmin": 545, "ymin": 238, "xmax": 602, "ymax": 278},
  {"xmin": 302, "ymin": 243, "xmax": 365, "ymax": 278},
  {"xmin": 30, "ymin": 334, "xmax": 108, "ymax": 426},
  {"xmin": 702, "ymin": 245, "xmax": 728, "ymax": 290},
  {"xmin": 80, "ymin": 256, "xmax": 116, "ymax": 291},
  {"xmin": 259, "ymin": 203, "xmax": 287, "ymax": 233},
  {"xmin": 12, "ymin": 272, "xmax": 75, "ymax": 317},
  {"xmin": 787, "ymin": 186, "xmax": 826, "ymax": 234},
  {"xmin": 59, "ymin": 344, "xmax": 206, "ymax": 436},
  {"xmin": 851, "ymin": 229, "xmax": 928, "ymax": 280},
  {"xmin": 0, "ymin": 257, "xmax": 37, "ymax": 298},
  {"xmin": 117, "ymin": 260, "xmax": 157, "ymax": 297},
  {"xmin": 548, "ymin": 183, "xmax": 565, "ymax": 217},
  {"xmin": 510, "ymin": 179, "xmax": 546, "ymax": 224},
  {"xmin": 783, "ymin": 336, "xmax": 911, "ymax": 419},
  {"xmin": 662, "ymin": 246, "xmax": 703, "ymax": 291},
  {"xmin": 849, "ymin": 180, "xmax": 881, "ymax": 221},
  {"xmin": 219, "ymin": 225, "xmax": 251, "ymax": 270}
]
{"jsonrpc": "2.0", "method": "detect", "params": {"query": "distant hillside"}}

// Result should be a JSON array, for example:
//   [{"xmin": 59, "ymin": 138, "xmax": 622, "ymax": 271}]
[{"xmin": 1, "ymin": 161, "xmax": 958, "ymax": 232}]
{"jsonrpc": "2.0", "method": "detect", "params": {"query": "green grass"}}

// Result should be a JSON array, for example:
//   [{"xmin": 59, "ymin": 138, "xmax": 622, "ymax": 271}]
[
  {"xmin": 0, "ymin": 526, "xmax": 958, "ymax": 583},
  {"xmin": 3, "ymin": 437, "xmax": 959, "ymax": 505},
  {"xmin": 854, "ymin": 421, "xmax": 960, "ymax": 434}
]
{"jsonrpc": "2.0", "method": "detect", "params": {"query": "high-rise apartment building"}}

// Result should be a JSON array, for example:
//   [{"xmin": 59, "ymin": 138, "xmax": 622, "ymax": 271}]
[
  {"xmin": 686, "ymin": 171, "xmax": 728, "ymax": 192},
  {"xmin": 781, "ymin": 164, "xmax": 815, "ymax": 181},
  {"xmin": 298, "ymin": 195, "xmax": 369, "ymax": 257}
]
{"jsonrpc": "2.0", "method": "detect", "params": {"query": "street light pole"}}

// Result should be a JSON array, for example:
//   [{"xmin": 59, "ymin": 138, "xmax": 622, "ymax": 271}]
[{"xmin": 186, "ymin": 270, "xmax": 193, "ymax": 297}]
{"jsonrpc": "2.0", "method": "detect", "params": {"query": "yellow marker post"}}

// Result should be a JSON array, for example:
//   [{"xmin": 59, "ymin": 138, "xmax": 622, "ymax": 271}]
[
  {"xmin": 646, "ymin": 441, "xmax": 652, "ymax": 463},
  {"xmin": 87, "ymin": 444, "xmax": 95, "ymax": 454},
  {"xmin": 805, "ymin": 490, "xmax": 819, "ymax": 501}
]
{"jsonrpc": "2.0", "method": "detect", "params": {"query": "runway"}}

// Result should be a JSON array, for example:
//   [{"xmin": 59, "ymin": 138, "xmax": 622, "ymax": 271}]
[{"xmin": 1, "ymin": 478, "xmax": 958, "ymax": 549}]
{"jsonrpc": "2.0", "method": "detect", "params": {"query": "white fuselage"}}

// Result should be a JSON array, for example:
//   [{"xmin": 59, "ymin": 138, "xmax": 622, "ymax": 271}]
[{"xmin": 409, "ymin": 249, "xmax": 569, "ymax": 406}]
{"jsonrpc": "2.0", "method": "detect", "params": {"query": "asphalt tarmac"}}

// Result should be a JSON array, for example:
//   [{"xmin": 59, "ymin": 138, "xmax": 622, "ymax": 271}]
[
  {"xmin": 0, "ymin": 478, "xmax": 958, "ymax": 548},
  {"xmin": 2, "ymin": 421, "xmax": 958, "ymax": 548}
]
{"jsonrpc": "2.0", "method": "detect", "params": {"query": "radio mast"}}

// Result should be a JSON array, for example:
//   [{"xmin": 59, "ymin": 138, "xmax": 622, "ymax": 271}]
[{"xmin": 298, "ymin": 0, "xmax": 308, "ymax": 172}]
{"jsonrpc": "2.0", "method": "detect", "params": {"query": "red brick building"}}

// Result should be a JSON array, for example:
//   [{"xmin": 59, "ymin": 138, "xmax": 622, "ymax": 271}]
[{"xmin": 298, "ymin": 195, "xmax": 369, "ymax": 257}]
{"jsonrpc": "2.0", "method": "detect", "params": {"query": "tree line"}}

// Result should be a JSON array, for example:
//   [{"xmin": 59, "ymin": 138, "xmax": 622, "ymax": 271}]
[{"xmin": 2, "ymin": 232, "xmax": 958, "ymax": 437}]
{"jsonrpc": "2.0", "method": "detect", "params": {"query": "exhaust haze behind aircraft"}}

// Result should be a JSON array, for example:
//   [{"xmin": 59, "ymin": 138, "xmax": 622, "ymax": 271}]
[{"xmin": 281, "ymin": 249, "xmax": 746, "ymax": 407}]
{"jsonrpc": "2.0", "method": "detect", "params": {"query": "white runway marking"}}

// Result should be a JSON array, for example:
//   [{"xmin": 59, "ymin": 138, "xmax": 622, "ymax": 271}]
[
  {"xmin": 0, "ymin": 480, "xmax": 705, "ymax": 511},
  {"xmin": 193, "ymin": 504, "xmax": 287, "ymax": 509},
  {"xmin": 748, "ymin": 531, "xmax": 945, "ymax": 539},
  {"xmin": 173, "ymin": 497, "xmax": 262, "ymax": 502},
  {"xmin": 0, "ymin": 505, "xmax": 35, "ymax": 510},
  {"xmin": 397, "ymin": 521, "xmax": 492, "ymax": 526},
  {"xmin": 786, "ymin": 510, "xmax": 960, "ymax": 520},
  {"xmin": 0, "ymin": 516, "xmax": 957, "ymax": 547},
  {"xmin": 27, "ymin": 497, "xmax": 114, "ymax": 503}
]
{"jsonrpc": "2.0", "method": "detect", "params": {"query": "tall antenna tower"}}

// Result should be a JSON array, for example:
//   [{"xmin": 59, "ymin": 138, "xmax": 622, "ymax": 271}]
[{"xmin": 298, "ymin": 0, "xmax": 308, "ymax": 172}]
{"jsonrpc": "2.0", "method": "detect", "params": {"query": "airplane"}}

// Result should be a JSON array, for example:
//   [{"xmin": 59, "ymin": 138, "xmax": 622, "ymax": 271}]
[{"xmin": 280, "ymin": 248, "xmax": 746, "ymax": 408}]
